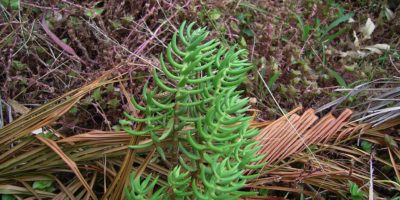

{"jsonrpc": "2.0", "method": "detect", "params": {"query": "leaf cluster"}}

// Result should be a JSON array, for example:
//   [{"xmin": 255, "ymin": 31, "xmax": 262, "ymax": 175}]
[{"xmin": 120, "ymin": 21, "xmax": 264, "ymax": 199}]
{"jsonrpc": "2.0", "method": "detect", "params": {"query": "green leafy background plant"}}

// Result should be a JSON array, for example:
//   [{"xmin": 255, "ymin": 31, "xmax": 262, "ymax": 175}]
[{"xmin": 119, "ymin": 21, "xmax": 264, "ymax": 199}]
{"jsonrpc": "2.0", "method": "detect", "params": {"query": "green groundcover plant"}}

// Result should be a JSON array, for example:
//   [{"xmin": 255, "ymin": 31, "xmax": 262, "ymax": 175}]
[{"xmin": 119, "ymin": 21, "xmax": 264, "ymax": 200}]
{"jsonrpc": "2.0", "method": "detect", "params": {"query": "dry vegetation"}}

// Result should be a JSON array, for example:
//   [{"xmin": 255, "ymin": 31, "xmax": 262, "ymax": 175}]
[{"xmin": 0, "ymin": 0, "xmax": 399, "ymax": 199}]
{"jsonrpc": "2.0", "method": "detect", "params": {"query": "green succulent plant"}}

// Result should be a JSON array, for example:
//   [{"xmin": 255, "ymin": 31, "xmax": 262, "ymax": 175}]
[
  {"xmin": 120, "ymin": 21, "xmax": 264, "ymax": 200},
  {"xmin": 125, "ymin": 173, "xmax": 165, "ymax": 200}
]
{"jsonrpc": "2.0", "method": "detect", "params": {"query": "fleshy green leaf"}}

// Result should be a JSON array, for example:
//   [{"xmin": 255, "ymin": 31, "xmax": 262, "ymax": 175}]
[{"xmin": 1, "ymin": 0, "xmax": 19, "ymax": 10}]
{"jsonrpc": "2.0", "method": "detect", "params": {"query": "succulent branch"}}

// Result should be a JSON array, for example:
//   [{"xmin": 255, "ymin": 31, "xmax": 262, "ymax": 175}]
[{"xmin": 120, "ymin": 21, "xmax": 264, "ymax": 200}]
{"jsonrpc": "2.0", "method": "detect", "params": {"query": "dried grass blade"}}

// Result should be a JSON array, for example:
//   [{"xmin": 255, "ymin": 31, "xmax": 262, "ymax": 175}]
[
  {"xmin": 59, "ymin": 131, "xmax": 129, "ymax": 143},
  {"xmin": 0, "ymin": 184, "xmax": 55, "ymax": 198},
  {"xmin": 36, "ymin": 136, "xmax": 98, "ymax": 200},
  {"xmin": 247, "ymin": 185, "xmax": 321, "ymax": 199},
  {"xmin": 40, "ymin": 17, "xmax": 77, "ymax": 56},
  {"xmin": 16, "ymin": 179, "xmax": 42, "ymax": 200},
  {"xmin": 83, "ymin": 172, "xmax": 97, "ymax": 200},
  {"xmin": 0, "ymin": 72, "xmax": 115, "ymax": 147},
  {"xmin": 253, "ymin": 109, "xmax": 354, "ymax": 174},
  {"xmin": 48, "ymin": 175, "xmax": 76, "ymax": 200},
  {"xmin": 53, "ymin": 178, "xmax": 81, "ymax": 200},
  {"xmin": 135, "ymin": 147, "xmax": 156, "ymax": 179},
  {"xmin": 0, "ymin": 137, "xmax": 34, "ymax": 162},
  {"xmin": 388, "ymin": 148, "xmax": 400, "ymax": 181},
  {"xmin": 322, "ymin": 109, "xmax": 353, "ymax": 143},
  {"xmin": 276, "ymin": 109, "xmax": 319, "ymax": 162},
  {"xmin": 259, "ymin": 115, "xmax": 301, "ymax": 164},
  {"xmin": 119, "ymin": 78, "xmax": 139, "ymax": 117},
  {"xmin": 103, "ymin": 136, "xmax": 137, "ymax": 200},
  {"xmin": 0, "ymin": 147, "xmax": 47, "ymax": 173}
]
